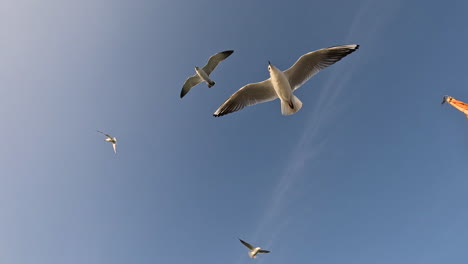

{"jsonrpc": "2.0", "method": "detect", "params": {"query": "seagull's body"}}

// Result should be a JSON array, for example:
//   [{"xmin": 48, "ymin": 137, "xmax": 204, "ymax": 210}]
[
  {"xmin": 213, "ymin": 44, "xmax": 359, "ymax": 117},
  {"xmin": 195, "ymin": 66, "xmax": 213, "ymax": 87},
  {"xmin": 269, "ymin": 62, "xmax": 303, "ymax": 115},
  {"xmin": 180, "ymin": 50, "xmax": 234, "ymax": 98},
  {"xmin": 239, "ymin": 239, "xmax": 270, "ymax": 259},
  {"xmin": 97, "ymin": 130, "xmax": 117, "ymax": 153}
]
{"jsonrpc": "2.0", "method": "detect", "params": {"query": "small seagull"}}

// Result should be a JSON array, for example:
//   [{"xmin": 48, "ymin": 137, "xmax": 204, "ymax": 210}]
[
  {"xmin": 97, "ymin": 130, "xmax": 117, "ymax": 153},
  {"xmin": 213, "ymin": 44, "xmax": 359, "ymax": 117},
  {"xmin": 180, "ymin": 50, "xmax": 234, "ymax": 98},
  {"xmin": 239, "ymin": 239, "xmax": 270, "ymax": 259}
]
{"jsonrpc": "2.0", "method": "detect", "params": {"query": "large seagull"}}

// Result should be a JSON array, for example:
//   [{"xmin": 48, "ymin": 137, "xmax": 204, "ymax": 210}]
[
  {"xmin": 213, "ymin": 44, "xmax": 359, "ymax": 116},
  {"xmin": 180, "ymin": 50, "xmax": 234, "ymax": 98},
  {"xmin": 239, "ymin": 239, "xmax": 270, "ymax": 259}
]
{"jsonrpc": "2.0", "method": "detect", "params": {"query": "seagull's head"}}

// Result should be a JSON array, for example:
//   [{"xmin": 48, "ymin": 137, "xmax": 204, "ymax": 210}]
[
  {"xmin": 267, "ymin": 61, "xmax": 279, "ymax": 74},
  {"xmin": 194, "ymin": 66, "xmax": 199, "ymax": 70}
]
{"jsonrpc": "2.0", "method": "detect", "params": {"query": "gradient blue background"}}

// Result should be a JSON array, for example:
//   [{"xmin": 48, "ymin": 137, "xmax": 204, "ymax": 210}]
[{"xmin": 2, "ymin": 0, "xmax": 468, "ymax": 263}]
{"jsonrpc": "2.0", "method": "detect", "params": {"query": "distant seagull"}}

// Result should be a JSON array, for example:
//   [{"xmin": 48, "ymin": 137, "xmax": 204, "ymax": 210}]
[
  {"xmin": 213, "ymin": 44, "xmax": 359, "ymax": 116},
  {"xmin": 97, "ymin": 130, "xmax": 117, "ymax": 153},
  {"xmin": 239, "ymin": 239, "xmax": 270, "ymax": 259},
  {"xmin": 180, "ymin": 50, "xmax": 234, "ymax": 98}
]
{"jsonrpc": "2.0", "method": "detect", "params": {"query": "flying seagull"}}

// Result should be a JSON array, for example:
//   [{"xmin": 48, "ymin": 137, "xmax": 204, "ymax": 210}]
[
  {"xmin": 239, "ymin": 239, "xmax": 270, "ymax": 259},
  {"xmin": 180, "ymin": 50, "xmax": 234, "ymax": 98},
  {"xmin": 213, "ymin": 44, "xmax": 359, "ymax": 116},
  {"xmin": 97, "ymin": 130, "xmax": 117, "ymax": 153}
]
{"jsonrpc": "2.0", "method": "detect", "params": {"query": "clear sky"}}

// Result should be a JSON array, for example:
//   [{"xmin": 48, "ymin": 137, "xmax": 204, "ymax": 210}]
[{"xmin": 1, "ymin": 0, "xmax": 468, "ymax": 263}]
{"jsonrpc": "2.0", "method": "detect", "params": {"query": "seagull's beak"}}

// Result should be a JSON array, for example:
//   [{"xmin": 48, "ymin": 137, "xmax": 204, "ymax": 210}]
[{"xmin": 268, "ymin": 61, "xmax": 271, "ymax": 65}]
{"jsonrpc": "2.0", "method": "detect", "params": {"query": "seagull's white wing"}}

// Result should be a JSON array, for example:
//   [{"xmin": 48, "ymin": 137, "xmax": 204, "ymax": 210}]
[
  {"xmin": 97, "ymin": 130, "xmax": 112, "ymax": 139},
  {"xmin": 284, "ymin": 44, "xmax": 359, "ymax": 91},
  {"xmin": 258, "ymin": 249, "xmax": 270, "ymax": 254},
  {"xmin": 202, "ymin": 50, "xmax": 234, "ymax": 75},
  {"xmin": 239, "ymin": 239, "xmax": 255, "ymax": 250},
  {"xmin": 180, "ymin": 74, "xmax": 203, "ymax": 98},
  {"xmin": 213, "ymin": 79, "xmax": 277, "ymax": 117},
  {"xmin": 112, "ymin": 142, "xmax": 117, "ymax": 153}
]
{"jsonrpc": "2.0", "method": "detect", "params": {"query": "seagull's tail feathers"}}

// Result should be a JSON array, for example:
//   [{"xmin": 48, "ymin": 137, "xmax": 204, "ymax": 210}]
[
  {"xmin": 281, "ymin": 95, "xmax": 302, "ymax": 115},
  {"xmin": 207, "ymin": 81, "xmax": 215, "ymax": 88},
  {"xmin": 248, "ymin": 252, "xmax": 256, "ymax": 259}
]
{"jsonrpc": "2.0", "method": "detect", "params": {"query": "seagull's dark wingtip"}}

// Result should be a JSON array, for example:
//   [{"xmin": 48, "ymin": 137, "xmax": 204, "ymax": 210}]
[
  {"xmin": 441, "ymin": 95, "xmax": 448, "ymax": 104},
  {"xmin": 221, "ymin": 50, "xmax": 234, "ymax": 58}
]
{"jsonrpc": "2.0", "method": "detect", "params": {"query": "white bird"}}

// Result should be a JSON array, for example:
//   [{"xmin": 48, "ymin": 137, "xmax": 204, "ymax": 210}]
[
  {"xmin": 213, "ymin": 44, "xmax": 359, "ymax": 117},
  {"xmin": 97, "ymin": 130, "xmax": 117, "ymax": 153},
  {"xmin": 180, "ymin": 50, "xmax": 234, "ymax": 98},
  {"xmin": 239, "ymin": 239, "xmax": 270, "ymax": 259}
]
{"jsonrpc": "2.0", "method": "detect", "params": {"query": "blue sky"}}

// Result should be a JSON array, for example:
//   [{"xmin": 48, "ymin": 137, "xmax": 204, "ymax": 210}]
[{"xmin": 1, "ymin": 0, "xmax": 468, "ymax": 263}]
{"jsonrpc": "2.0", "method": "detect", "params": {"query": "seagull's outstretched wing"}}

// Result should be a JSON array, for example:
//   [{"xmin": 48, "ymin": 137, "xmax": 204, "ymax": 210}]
[
  {"xmin": 180, "ymin": 74, "xmax": 203, "ymax": 98},
  {"xmin": 239, "ymin": 239, "xmax": 255, "ymax": 250},
  {"xmin": 284, "ymin": 44, "xmax": 359, "ymax": 91},
  {"xmin": 258, "ymin": 249, "xmax": 270, "ymax": 254},
  {"xmin": 213, "ymin": 79, "xmax": 276, "ymax": 117},
  {"xmin": 97, "ymin": 130, "xmax": 112, "ymax": 138},
  {"xmin": 202, "ymin": 50, "xmax": 234, "ymax": 75},
  {"xmin": 112, "ymin": 142, "xmax": 117, "ymax": 153}
]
